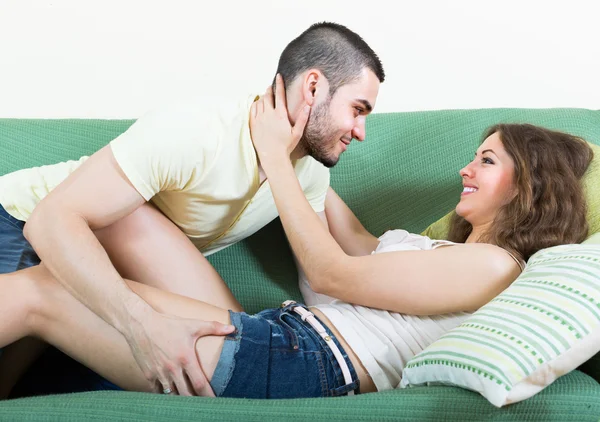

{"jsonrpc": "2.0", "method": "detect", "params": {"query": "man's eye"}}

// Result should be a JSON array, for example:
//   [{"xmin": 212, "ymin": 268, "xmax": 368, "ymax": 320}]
[{"xmin": 354, "ymin": 107, "xmax": 363, "ymax": 114}]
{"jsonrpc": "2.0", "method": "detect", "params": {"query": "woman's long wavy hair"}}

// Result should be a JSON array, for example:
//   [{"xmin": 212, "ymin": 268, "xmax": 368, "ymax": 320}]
[{"xmin": 448, "ymin": 123, "xmax": 593, "ymax": 262}]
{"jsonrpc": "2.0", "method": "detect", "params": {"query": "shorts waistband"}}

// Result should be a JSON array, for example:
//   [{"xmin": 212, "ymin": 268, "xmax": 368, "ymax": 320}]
[{"xmin": 281, "ymin": 300, "xmax": 357, "ymax": 396}]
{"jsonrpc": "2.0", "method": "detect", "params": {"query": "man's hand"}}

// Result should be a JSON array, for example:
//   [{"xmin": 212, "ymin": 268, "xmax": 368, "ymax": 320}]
[
  {"xmin": 125, "ymin": 308, "xmax": 235, "ymax": 396},
  {"xmin": 250, "ymin": 74, "xmax": 311, "ymax": 167}
]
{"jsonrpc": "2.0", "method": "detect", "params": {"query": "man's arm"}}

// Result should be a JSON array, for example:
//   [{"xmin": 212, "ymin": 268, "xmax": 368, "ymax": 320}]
[
  {"xmin": 25, "ymin": 147, "xmax": 146, "ymax": 330},
  {"xmin": 24, "ymin": 146, "xmax": 233, "ymax": 396}
]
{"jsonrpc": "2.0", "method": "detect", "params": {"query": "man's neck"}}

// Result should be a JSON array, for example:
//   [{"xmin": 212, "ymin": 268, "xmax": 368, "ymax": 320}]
[
  {"xmin": 256, "ymin": 146, "xmax": 305, "ymax": 185},
  {"xmin": 290, "ymin": 143, "xmax": 307, "ymax": 161}
]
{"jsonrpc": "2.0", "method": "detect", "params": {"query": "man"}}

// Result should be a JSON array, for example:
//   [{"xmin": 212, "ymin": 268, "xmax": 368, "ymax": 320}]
[{"xmin": 0, "ymin": 22, "xmax": 384, "ymax": 396}]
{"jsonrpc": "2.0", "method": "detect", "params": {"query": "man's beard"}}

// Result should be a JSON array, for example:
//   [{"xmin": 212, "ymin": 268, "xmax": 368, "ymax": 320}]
[{"xmin": 298, "ymin": 99, "xmax": 340, "ymax": 168}]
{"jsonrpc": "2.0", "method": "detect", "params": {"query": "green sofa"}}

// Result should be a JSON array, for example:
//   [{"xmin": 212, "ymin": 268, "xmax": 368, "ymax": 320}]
[{"xmin": 1, "ymin": 108, "xmax": 599, "ymax": 421}]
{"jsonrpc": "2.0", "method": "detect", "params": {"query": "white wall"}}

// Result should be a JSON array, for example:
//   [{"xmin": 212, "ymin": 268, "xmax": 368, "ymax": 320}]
[{"xmin": 1, "ymin": 0, "xmax": 599, "ymax": 118}]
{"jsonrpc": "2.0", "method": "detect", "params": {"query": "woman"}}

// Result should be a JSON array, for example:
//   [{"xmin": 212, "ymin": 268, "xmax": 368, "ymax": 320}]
[{"xmin": 0, "ymin": 83, "xmax": 593, "ymax": 398}]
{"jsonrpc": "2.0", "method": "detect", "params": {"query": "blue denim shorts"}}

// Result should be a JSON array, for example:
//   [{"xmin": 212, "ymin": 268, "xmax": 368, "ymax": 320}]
[
  {"xmin": 0, "ymin": 204, "xmax": 41, "ymax": 274},
  {"xmin": 209, "ymin": 301, "xmax": 360, "ymax": 399}
]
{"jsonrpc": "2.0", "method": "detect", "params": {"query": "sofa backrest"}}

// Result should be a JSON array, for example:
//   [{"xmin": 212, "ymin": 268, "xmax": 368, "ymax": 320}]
[{"xmin": 1, "ymin": 108, "xmax": 599, "ymax": 313}]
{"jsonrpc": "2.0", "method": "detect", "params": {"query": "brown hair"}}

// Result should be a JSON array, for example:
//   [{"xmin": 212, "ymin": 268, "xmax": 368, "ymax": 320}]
[{"xmin": 448, "ymin": 123, "xmax": 593, "ymax": 262}]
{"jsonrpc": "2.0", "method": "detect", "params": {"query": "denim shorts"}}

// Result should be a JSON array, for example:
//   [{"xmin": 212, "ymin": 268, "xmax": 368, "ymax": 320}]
[
  {"xmin": 209, "ymin": 301, "xmax": 360, "ymax": 399},
  {"xmin": 0, "ymin": 204, "xmax": 41, "ymax": 274}
]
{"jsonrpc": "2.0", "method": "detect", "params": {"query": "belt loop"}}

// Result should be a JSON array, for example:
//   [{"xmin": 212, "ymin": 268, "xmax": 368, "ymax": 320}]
[{"xmin": 281, "ymin": 300, "xmax": 297, "ymax": 309}]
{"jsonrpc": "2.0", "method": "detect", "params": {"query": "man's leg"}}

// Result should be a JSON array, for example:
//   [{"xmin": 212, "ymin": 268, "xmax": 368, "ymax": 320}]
[
  {"xmin": 0, "ymin": 204, "xmax": 45, "ymax": 398},
  {"xmin": 95, "ymin": 202, "xmax": 241, "ymax": 310},
  {"xmin": 12, "ymin": 202, "xmax": 242, "ymax": 397}
]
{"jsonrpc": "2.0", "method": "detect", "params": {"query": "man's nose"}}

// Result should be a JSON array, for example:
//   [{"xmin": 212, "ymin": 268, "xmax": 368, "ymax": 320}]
[{"xmin": 352, "ymin": 118, "xmax": 366, "ymax": 142}]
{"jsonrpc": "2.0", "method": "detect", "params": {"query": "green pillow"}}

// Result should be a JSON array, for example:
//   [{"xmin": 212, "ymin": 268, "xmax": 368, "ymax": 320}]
[
  {"xmin": 422, "ymin": 142, "xmax": 600, "ymax": 240},
  {"xmin": 584, "ymin": 232, "xmax": 600, "ymax": 245},
  {"xmin": 400, "ymin": 244, "xmax": 600, "ymax": 407}
]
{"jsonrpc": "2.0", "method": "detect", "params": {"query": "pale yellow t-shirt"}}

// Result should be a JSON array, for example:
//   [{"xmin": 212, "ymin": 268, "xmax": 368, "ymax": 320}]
[{"xmin": 0, "ymin": 95, "xmax": 330, "ymax": 255}]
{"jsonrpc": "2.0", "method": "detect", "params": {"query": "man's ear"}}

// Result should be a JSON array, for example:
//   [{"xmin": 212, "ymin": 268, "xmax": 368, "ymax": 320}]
[{"xmin": 301, "ymin": 69, "xmax": 328, "ymax": 107}]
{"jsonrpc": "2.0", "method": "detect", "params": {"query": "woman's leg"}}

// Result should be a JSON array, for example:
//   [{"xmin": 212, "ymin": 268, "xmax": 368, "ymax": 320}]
[
  {"xmin": 94, "ymin": 202, "xmax": 242, "ymax": 311},
  {"xmin": 0, "ymin": 211, "xmax": 47, "ymax": 398},
  {"xmin": 2, "ymin": 202, "xmax": 242, "ymax": 398},
  {"xmin": 0, "ymin": 271, "xmax": 41, "ymax": 349},
  {"xmin": 4, "ymin": 202, "xmax": 242, "ymax": 398},
  {"xmin": 4, "ymin": 264, "xmax": 233, "ymax": 394}
]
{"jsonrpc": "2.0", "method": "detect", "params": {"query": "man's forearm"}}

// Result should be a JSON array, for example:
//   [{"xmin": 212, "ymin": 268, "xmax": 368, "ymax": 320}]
[{"xmin": 24, "ymin": 205, "xmax": 149, "ymax": 334}]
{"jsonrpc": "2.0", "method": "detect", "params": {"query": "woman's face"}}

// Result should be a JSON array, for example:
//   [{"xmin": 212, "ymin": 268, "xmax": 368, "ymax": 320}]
[{"xmin": 455, "ymin": 132, "xmax": 517, "ymax": 227}]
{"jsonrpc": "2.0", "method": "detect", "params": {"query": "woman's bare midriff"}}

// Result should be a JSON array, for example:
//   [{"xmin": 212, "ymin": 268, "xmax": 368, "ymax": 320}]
[{"xmin": 310, "ymin": 308, "xmax": 377, "ymax": 394}]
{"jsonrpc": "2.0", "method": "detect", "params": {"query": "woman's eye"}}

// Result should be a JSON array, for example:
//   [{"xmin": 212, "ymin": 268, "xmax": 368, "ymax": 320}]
[{"xmin": 482, "ymin": 157, "xmax": 494, "ymax": 165}]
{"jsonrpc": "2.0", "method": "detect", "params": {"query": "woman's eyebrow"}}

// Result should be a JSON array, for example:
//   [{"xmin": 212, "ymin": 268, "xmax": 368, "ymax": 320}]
[{"xmin": 481, "ymin": 149, "xmax": 497, "ymax": 156}]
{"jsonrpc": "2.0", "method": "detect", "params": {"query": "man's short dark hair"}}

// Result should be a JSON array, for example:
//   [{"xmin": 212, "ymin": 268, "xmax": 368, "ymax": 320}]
[{"xmin": 275, "ymin": 22, "xmax": 385, "ymax": 96}]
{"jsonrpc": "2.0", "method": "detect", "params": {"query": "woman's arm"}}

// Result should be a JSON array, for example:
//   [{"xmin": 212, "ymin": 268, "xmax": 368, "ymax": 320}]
[
  {"xmin": 296, "ymin": 193, "xmax": 378, "ymax": 306},
  {"xmin": 263, "ymin": 157, "xmax": 521, "ymax": 314},
  {"xmin": 328, "ymin": 244, "xmax": 521, "ymax": 314},
  {"xmin": 324, "ymin": 187, "xmax": 379, "ymax": 257},
  {"xmin": 250, "ymin": 78, "xmax": 521, "ymax": 314}
]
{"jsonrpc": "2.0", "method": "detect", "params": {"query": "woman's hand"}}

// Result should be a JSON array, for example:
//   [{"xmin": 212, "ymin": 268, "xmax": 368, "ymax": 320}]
[{"xmin": 250, "ymin": 74, "xmax": 311, "ymax": 169}]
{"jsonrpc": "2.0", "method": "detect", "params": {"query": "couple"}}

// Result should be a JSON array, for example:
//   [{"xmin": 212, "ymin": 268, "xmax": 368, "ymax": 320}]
[{"xmin": 0, "ymin": 23, "xmax": 594, "ymax": 398}]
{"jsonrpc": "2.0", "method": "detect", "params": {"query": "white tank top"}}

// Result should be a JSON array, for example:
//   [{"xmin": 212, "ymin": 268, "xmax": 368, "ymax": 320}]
[{"xmin": 304, "ymin": 230, "xmax": 472, "ymax": 392}]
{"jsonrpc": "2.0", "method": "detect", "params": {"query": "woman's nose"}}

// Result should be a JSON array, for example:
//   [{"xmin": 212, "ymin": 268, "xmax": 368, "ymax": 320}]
[{"xmin": 460, "ymin": 162, "xmax": 475, "ymax": 178}]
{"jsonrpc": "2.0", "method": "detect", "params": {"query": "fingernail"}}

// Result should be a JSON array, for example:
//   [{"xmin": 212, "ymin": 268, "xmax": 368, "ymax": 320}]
[{"xmin": 304, "ymin": 105, "xmax": 311, "ymax": 113}]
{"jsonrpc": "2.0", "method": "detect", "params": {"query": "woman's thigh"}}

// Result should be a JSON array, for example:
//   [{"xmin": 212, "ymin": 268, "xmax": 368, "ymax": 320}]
[
  {"xmin": 27, "ymin": 264, "xmax": 231, "ymax": 392},
  {"xmin": 95, "ymin": 202, "xmax": 241, "ymax": 312}
]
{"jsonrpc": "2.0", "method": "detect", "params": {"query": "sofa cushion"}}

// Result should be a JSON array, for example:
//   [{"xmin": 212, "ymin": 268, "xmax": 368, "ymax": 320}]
[
  {"xmin": 584, "ymin": 232, "xmax": 600, "ymax": 244},
  {"xmin": 400, "ymin": 244, "xmax": 600, "ymax": 407},
  {"xmin": 3, "ymin": 370, "xmax": 600, "ymax": 421}
]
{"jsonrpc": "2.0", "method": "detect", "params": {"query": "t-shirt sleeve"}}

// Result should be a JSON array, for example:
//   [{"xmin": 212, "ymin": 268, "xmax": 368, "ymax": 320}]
[
  {"xmin": 303, "ymin": 159, "xmax": 330, "ymax": 213},
  {"xmin": 109, "ymin": 105, "xmax": 216, "ymax": 201}
]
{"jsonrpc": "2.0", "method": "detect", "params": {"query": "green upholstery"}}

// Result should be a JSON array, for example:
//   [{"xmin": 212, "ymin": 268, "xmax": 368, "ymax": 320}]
[
  {"xmin": 1, "ymin": 108, "xmax": 599, "ymax": 420},
  {"xmin": 1, "ymin": 371, "xmax": 599, "ymax": 421}
]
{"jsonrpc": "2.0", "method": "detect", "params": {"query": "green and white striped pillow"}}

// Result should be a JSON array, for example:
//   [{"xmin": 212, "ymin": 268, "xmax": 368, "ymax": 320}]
[{"xmin": 400, "ymin": 243, "xmax": 600, "ymax": 407}]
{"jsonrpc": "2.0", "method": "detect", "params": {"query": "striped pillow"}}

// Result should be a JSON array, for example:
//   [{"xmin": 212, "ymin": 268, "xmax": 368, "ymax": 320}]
[{"xmin": 400, "ymin": 243, "xmax": 600, "ymax": 407}]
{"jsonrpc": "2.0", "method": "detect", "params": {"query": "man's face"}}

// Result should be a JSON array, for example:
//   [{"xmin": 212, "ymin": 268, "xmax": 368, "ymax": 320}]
[{"xmin": 300, "ymin": 68, "xmax": 380, "ymax": 168}]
